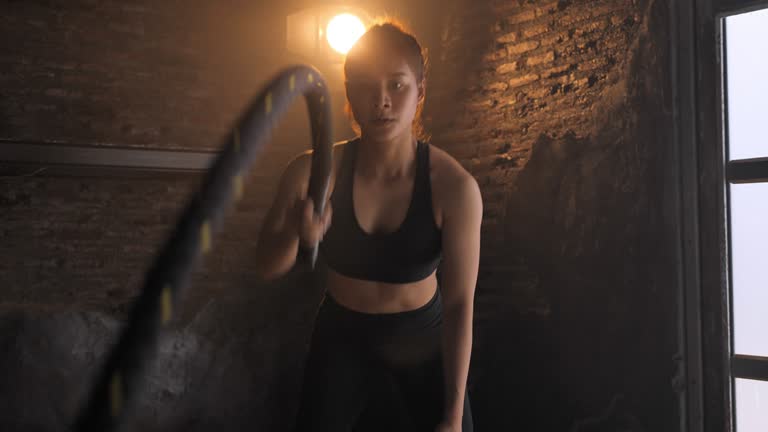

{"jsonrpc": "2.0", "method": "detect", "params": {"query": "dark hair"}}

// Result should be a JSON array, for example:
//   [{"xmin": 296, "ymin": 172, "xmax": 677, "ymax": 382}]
[{"xmin": 343, "ymin": 19, "xmax": 430, "ymax": 141}]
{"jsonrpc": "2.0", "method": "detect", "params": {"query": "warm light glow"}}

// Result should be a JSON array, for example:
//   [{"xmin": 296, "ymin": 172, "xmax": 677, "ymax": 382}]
[{"xmin": 326, "ymin": 13, "xmax": 365, "ymax": 55}]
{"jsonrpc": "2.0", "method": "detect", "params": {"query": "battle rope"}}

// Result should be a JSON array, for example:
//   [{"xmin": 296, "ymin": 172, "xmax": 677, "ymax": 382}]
[{"xmin": 73, "ymin": 64, "xmax": 333, "ymax": 431}]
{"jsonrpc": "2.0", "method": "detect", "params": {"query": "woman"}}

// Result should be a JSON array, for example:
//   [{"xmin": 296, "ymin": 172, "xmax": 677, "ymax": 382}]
[{"xmin": 254, "ymin": 21, "xmax": 482, "ymax": 432}]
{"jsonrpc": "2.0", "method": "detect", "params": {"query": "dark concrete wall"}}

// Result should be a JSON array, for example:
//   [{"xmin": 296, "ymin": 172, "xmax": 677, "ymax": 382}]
[{"xmin": 0, "ymin": 0, "xmax": 686, "ymax": 431}]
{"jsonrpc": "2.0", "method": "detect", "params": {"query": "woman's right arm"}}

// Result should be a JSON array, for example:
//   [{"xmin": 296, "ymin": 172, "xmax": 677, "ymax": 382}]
[{"xmin": 253, "ymin": 153, "xmax": 332, "ymax": 281}]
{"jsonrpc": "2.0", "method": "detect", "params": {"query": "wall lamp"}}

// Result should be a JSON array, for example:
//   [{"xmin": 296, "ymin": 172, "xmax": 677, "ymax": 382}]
[{"xmin": 286, "ymin": 5, "xmax": 371, "ymax": 64}]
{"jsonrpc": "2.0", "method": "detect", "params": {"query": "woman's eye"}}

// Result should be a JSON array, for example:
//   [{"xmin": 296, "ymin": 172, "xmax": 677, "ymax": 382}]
[{"xmin": 390, "ymin": 81, "xmax": 404, "ymax": 90}]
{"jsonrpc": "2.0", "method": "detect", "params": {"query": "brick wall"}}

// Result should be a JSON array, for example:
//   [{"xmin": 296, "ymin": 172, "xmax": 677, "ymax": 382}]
[
  {"xmin": 0, "ymin": 0, "xmax": 311, "ymax": 150},
  {"xmin": 430, "ymin": 0, "xmax": 647, "ymax": 277},
  {"xmin": 426, "ymin": 0, "xmax": 683, "ymax": 430}
]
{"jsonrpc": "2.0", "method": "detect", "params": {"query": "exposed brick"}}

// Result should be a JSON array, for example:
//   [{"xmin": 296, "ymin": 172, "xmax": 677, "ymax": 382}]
[
  {"xmin": 521, "ymin": 23, "xmax": 551, "ymax": 39},
  {"xmin": 528, "ymin": 86, "xmax": 554, "ymax": 99},
  {"xmin": 508, "ymin": 74, "xmax": 540, "ymax": 88},
  {"xmin": 505, "ymin": 40, "xmax": 540, "ymax": 56},
  {"xmin": 496, "ymin": 31, "xmax": 518, "ymax": 43},
  {"xmin": 506, "ymin": 9, "xmax": 537, "ymax": 25},
  {"xmin": 526, "ymin": 51, "xmax": 556, "ymax": 67},
  {"xmin": 484, "ymin": 81, "xmax": 510, "ymax": 92},
  {"xmin": 430, "ymin": 1, "xmax": 644, "ymax": 214},
  {"xmin": 543, "ymin": 64, "xmax": 576, "ymax": 78},
  {"xmin": 540, "ymin": 31, "xmax": 571, "ymax": 47},
  {"xmin": 495, "ymin": 62, "xmax": 518, "ymax": 75}
]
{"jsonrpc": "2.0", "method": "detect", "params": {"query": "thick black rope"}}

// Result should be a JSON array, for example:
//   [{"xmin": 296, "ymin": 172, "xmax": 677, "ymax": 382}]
[{"xmin": 72, "ymin": 65, "xmax": 333, "ymax": 432}]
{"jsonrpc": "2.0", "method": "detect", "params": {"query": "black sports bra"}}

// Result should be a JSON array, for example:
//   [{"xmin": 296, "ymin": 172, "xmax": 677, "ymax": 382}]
[{"xmin": 318, "ymin": 138, "xmax": 442, "ymax": 284}]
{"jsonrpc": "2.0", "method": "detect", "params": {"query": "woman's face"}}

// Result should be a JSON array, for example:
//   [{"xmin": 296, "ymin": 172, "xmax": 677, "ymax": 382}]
[{"xmin": 345, "ymin": 45, "xmax": 423, "ymax": 142}]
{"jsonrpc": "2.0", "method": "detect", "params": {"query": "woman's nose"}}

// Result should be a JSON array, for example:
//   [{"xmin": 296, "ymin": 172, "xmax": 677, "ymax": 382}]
[{"xmin": 372, "ymin": 86, "xmax": 391, "ymax": 108}]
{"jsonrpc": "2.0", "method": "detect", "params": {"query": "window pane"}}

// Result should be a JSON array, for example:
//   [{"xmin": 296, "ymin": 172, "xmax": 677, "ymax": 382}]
[
  {"xmin": 725, "ymin": 8, "xmax": 768, "ymax": 160},
  {"xmin": 735, "ymin": 378, "xmax": 768, "ymax": 432},
  {"xmin": 730, "ymin": 183, "xmax": 768, "ymax": 357}
]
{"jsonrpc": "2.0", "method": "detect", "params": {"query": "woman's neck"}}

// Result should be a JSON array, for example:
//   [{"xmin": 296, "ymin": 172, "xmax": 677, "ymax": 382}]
[{"xmin": 357, "ymin": 131, "xmax": 418, "ymax": 179}]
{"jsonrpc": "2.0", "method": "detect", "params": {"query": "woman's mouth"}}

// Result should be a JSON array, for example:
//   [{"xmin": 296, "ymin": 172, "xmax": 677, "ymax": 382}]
[{"xmin": 372, "ymin": 117, "xmax": 395, "ymax": 126}]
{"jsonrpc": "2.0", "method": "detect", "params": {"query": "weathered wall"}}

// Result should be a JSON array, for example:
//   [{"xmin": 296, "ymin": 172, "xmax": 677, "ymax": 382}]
[{"xmin": 427, "ymin": 0, "xmax": 683, "ymax": 430}]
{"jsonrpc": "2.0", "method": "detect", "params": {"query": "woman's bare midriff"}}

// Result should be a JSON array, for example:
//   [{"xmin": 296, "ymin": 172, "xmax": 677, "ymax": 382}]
[{"xmin": 325, "ymin": 268, "xmax": 439, "ymax": 313}]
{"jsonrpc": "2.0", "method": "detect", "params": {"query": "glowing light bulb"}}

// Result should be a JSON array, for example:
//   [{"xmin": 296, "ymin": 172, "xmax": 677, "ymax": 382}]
[{"xmin": 326, "ymin": 13, "xmax": 365, "ymax": 55}]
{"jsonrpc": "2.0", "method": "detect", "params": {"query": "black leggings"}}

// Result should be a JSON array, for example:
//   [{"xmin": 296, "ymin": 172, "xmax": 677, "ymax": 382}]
[{"xmin": 293, "ymin": 287, "xmax": 473, "ymax": 431}]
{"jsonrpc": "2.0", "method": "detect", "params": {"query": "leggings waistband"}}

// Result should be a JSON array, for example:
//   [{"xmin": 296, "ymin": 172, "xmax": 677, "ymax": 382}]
[{"xmin": 317, "ymin": 287, "xmax": 443, "ymax": 340}]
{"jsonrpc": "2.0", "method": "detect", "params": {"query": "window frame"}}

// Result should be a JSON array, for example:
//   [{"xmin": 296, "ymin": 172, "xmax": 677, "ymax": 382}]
[
  {"xmin": 721, "ymin": 0, "xmax": 768, "ymax": 393},
  {"xmin": 686, "ymin": 1, "xmax": 768, "ymax": 431}
]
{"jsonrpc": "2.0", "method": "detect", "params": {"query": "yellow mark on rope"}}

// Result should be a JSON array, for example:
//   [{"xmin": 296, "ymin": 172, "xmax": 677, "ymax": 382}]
[
  {"xmin": 234, "ymin": 128, "xmax": 241, "ymax": 154},
  {"xmin": 201, "ymin": 221, "xmax": 211, "ymax": 254},
  {"xmin": 308, "ymin": 73, "xmax": 314, "ymax": 84},
  {"xmin": 266, "ymin": 92, "xmax": 272, "ymax": 114},
  {"xmin": 290, "ymin": 74, "xmax": 296, "ymax": 91},
  {"xmin": 161, "ymin": 285, "xmax": 172, "ymax": 324},
  {"xmin": 110, "ymin": 372, "xmax": 123, "ymax": 417},
  {"xmin": 233, "ymin": 175, "xmax": 244, "ymax": 201}
]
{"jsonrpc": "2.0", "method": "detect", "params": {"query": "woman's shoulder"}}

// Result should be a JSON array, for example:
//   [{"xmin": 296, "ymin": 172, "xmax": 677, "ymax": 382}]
[
  {"xmin": 426, "ymin": 142, "xmax": 478, "ymax": 191},
  {"xmin": 426, "ymin": 142, "xmax": 482, "ymax": 217},
  {"xmin": 282, "ymin": 139, "xmax": 351, "ymax": 192},
  {"xmin": 289, "ymin": 139, "xmax": 351, "ymax": 168}
]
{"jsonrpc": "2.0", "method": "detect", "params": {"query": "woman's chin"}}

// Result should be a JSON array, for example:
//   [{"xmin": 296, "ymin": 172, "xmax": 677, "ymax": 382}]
[{"xmin": 362, "ymin": 124, "xmax": 405, "ymax": 142}]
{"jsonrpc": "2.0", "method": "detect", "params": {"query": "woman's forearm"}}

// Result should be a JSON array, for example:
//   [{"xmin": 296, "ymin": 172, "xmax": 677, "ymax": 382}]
[
  {"xmin": 441, "ymin": 302, "xmax": 473, "ymax": 423},
  {"xmin": 254, "ymin": 221, "xmax": 300, "ymax": 280}
]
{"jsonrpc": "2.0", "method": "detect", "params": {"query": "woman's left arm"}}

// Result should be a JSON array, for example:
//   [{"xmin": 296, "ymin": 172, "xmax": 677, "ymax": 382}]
[{"xmin": 438, "ymin": 172, "xmax": 483, "ymax": 428}]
